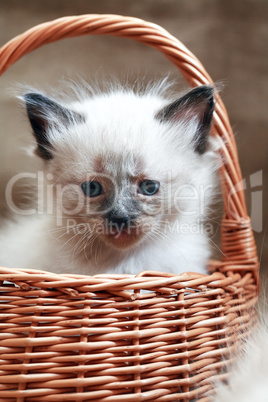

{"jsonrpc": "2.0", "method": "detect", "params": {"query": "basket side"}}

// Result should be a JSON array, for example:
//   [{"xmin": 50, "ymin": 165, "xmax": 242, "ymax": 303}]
[{"xmin": 0, "ymin": 14, "xmax": 259, "ymax": 279}]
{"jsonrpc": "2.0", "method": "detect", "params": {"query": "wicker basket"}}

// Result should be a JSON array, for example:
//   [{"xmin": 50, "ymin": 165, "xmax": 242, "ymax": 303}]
[{"xmin": 0, "ymin": 14, "xmax": 259, "ymax": 402}]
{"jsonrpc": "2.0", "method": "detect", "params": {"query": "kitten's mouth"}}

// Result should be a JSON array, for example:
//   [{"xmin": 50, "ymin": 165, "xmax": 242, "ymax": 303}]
[{"xmin": 103, "ymin": 225, "xmax": 142, "ymax": 248}]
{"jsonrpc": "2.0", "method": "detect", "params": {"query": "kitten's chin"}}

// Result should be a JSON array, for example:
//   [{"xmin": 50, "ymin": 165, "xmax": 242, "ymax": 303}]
[{"xmin": 102, "ymin": 229, "xmax": 143, "ymax": 250}]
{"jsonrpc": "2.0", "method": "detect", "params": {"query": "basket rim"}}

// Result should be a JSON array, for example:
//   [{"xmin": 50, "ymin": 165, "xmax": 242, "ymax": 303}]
[{"xmin": 0, "ymin": 265, "xmax": 258, "ymax": 296}]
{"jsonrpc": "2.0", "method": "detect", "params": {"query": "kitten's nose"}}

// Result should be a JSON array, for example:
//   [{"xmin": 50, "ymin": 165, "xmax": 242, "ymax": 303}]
[{"xmin": 107, "ymin": 211, "xmax": 135, "ymax": 228}]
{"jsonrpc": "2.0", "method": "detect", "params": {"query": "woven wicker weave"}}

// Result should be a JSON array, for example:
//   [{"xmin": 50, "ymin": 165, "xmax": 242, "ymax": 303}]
[{"xmin": 0, "ymin": 14, "xmax": 259, "ymax": 402}]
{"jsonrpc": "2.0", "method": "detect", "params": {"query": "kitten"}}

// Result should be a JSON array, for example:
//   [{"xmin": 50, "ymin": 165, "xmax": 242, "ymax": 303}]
[{"xmin": 0, "ymin": 82, "xmax": 219, "ymax": 275}]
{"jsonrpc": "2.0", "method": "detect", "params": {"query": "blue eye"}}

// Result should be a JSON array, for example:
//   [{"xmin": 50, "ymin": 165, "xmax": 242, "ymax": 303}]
[
  {"xmin": 138, "ymin": 180, "xmax": 160, "ymax": 196},
  {"xmin": 81, "ymin": 181, "xmax": 103, "ymax": 197}
]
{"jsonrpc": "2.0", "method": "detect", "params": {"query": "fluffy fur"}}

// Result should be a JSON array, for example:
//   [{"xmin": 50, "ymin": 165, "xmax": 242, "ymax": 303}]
[
  {"xmin": 212, "ymin": 301, "xmax": 268, "ymax": 401},
  {"xmin": 0, "ymin": 82, "xmax": 219, "ymax": 275}
]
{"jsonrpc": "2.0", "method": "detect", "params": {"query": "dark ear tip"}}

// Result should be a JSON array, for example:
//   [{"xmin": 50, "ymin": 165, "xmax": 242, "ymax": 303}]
[
  {"xmin": 192, "ymin": 85, "xmax": 216, "ymax": 115},
  {"xmin": 190, "ymin": 85, "xmax": 215, "ymax": 100},
  {"xmin": 23, "ymin": 92, "xmax": 49, "ymax": 106}
]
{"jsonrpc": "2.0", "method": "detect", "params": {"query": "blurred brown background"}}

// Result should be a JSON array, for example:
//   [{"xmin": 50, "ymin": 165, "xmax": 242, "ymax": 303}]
[{"xmin": 0, "ymin": 0, "xmax": 267, "ymax": 277}]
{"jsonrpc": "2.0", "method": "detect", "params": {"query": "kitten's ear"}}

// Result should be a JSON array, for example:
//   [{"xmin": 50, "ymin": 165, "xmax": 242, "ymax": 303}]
[
  {"xmin": 24, "ymin": 93, "xmax": 83, "ymax": 160},
  {"xmin": 156, "ymin": 85, "xmax": 215, "ymax": 154}
]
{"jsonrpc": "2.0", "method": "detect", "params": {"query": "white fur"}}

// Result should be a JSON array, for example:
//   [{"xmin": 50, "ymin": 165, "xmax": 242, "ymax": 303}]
[
  {"xmin": 212, "ymin": 304, "xmax": 268, "ymax": 401},
  {"xmin": 0, "ymin": 83, "xmax": 220, "ymax": 276}
]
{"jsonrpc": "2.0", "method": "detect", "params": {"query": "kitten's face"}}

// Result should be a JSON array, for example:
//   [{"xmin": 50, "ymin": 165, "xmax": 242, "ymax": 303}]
[
  {"xmin": 24, "ymin": 84, "xmax": 216, "ymax": 250},
  {"xmin": 50, "ymin": 148, "xmax": 173, "ymax": 250},
  {"xmin": 78, "ymin": 151, "xmax": 164, "ymax": 248}
]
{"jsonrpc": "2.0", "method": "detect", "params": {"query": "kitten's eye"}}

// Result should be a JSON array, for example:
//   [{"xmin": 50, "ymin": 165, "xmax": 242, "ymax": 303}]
[
  {"xmin": 138, "ymin": 180, "xmax": 160, "ymax": 196},
  {"xmin": 81, "ymin": 181, "xmax": 103, "ymax": 197}
]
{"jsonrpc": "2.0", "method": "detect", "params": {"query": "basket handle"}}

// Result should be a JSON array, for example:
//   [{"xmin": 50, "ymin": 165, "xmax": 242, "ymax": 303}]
[{"xmin": 0, "ymin": 14, "xmax": 258, "ymax": 274}]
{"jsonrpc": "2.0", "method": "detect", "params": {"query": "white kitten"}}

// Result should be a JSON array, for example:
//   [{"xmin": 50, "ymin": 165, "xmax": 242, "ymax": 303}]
[{"xmin": 0, "ymin": 82, "xmax": 219, "ymax": 275}]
